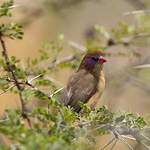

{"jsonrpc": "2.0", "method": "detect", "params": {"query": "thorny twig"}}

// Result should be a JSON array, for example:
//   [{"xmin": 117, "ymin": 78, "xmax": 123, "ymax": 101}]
[
  {"xmin": 0, "ymin": 73, "xmax": 63, "ymax": 99},
  {"xmin": 0, "ymin": 36, "xmax": 32, "ymax": 128},
  {"xmin": 0, "ymin": 37, "xmax": 25, "ymax": 112},
  {"xmin": 0, "ymin": 76, "xmax": 65, "ymax": 126},
  {"xmin": 0, "ymin": 73, "xmax": 64, "ymax": 128}
]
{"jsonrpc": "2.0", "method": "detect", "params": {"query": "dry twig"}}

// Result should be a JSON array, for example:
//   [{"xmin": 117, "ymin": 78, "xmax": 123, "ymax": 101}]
[
  {"xmin": 124, "ymin": 10, "xmax": 150, "ymax": 16},
  {"xmin": 0, "ymin": 36, "xmax": 32, "ymax": 128},
  {"xmin": 0, "ymin": 4, "xmax": 24, "ymax": 10},
  {"xmin": 110, "ymin": 139, "xmax": 118, "ymax": 150},
  {"xmin": 99, "ymin": 137, "xmax": 116, "ymax": 150}
]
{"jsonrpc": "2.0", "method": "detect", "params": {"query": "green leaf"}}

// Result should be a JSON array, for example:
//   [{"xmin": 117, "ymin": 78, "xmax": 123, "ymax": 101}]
[{"xmin": 0, "ymin": 0, "xmax": 14, "ymax": 17}]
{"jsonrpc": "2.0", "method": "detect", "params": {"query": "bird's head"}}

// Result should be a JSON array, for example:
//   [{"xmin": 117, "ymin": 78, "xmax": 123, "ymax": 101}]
[{"xmin": 78, "ymin": 51, "xmax": 106, "ymax": 77}]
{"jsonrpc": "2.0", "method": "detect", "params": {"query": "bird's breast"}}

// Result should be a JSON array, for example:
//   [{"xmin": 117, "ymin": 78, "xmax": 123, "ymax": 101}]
[{"xmin": 86, "ymin": 71, "xmax": 105, "ymax": 109}]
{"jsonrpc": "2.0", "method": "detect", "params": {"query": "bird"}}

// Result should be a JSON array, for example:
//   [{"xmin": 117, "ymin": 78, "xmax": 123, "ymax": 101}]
[{"xmin": 59, "ymin": 51, "xmax": 106, "ymax": 113}]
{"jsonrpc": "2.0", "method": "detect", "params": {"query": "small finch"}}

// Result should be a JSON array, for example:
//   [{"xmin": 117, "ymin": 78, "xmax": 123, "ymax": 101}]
[{"xmin": 59, "ymin": 51, "xmax": 106, "ymax": 113}]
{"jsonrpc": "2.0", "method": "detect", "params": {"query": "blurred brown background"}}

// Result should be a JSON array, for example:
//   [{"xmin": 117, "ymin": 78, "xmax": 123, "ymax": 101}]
[{"xmin": 0, "ymin": 0, "xmax": 150, "ymax": 149}]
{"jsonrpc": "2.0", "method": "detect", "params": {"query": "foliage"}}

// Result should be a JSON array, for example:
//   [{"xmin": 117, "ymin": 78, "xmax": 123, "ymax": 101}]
[{"xmin": 0, "ymin": 1, "xmax": 150, "ymax": 150}]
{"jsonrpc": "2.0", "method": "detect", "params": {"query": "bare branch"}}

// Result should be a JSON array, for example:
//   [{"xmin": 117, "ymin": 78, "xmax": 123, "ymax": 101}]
[
  {"xmin": 121, "ymin": 135, "xmax": 136, "ymax": 141},
  {"xmin": 100, "ymin": 137, "xmax": 116, "ymax": 150},
  {"xmin": 47, "ymin": 55, "xmax": 75, "ymax": 70},
  {"xmin": 0, "ymin": 4, "xmax": 25, "ymax": 10},
  {"xmin": 133, "ymin": 33, "xmax": 150, "ymax": 39},
  {"xmin": 28, "ymin": 74, "xmax": 43, "ymax": 83},
  {"xmin": 68, "ymin": 40, "xmax": 87, "ymax": 52},
  {"xmin": 0, "ymin": 84, "xmax": 15, "ymax": 96},
  {"xmin": 141, "ymin": 141, "xmax": 150, "ymax": 150},
  {"xmin": 114, "ymin": 129, "xmax": 134, "ymax": 150},
  {"xmin": 124, "ymin": 10, "xmax": 150, "ymax": 16},
  {"xmin": 99, "ymin": 137, "xmax": 116, "ymax": 150},
  {"xmin": 141, "ymin": 133, "xmax": 150, "ymax": 142},
  {"xmin": 48, "ymin": 87, "xmax": 65, "ymax": 99},
  {"xmin": 133, "ymin": 64, "xmax": 150, "ymax": 69},
  {"xmin": 91, "ymin": 124, "xmax": 150, "ymax": 150},
  {"xmin": 0, "ymin": 118, "xmax": 9, "ymax": 123},
  {"xmin": 110, "ymin": 139, "xmax": 118, "ymax": 150}
]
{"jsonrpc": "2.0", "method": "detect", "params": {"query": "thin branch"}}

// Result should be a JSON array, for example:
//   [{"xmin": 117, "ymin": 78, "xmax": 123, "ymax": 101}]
[
  {"xmin": 133, "ymin": 64, "xmax": 150, "ymax": 69},
  {"xmin": 48, "ymin": 87, "xmax": 65, "ymax": 99},
  {"xmin": 99, "ymin": 137, "xmax": 116, "ymax": 150},
  {"xmin": 141, "ymin": 141, "xmax": 150, "ymax": 150},
  {"xmin": 124, "ymin": 10, "xmax": 150, "ymax": 16},
  {"xmin": 90, "ymin": 124, "xmax": 150, "ymax": 150},
  {"xmin": 141, "ymin": 133, "xmax": 150, "ymax": 142},
  {"xmin": 28, "ymin": 74, "xmax": 43, "ymax": 83},
  {"xmin": 93, "ymin": 124, "xmax": 111, "ymax": 131},
  {"xmin": 0, "ymin": 4, "xmax": 25, "ymax": 10},
  {"xmin": 0, "ymin": 118, "xmax": 9, "ymax": 123},
  {"xmin": 47, "ymin": 55, "xmax": 75, "ymax": 70},
  {"xmin": 0, "ymin": 73, "xmax": 64, "ymax": 100},
  {"xmin": 0, "ymin": 36, "xmax": 32, "ymax": 129},
  {"xmin": 0, "ymin": 75, "xmax": 42, "ymax": 96},
  {"xmin": 133, "ymin": 33, "xmax": 150, "ymax": 39},
  {"xmin": 114, "ymin": 129, "xmax": 134, "ymax": 150},
  {"xmin": 26, "ymin": 55, "xmax": 77, "ymax": 75},
  {"xmin": 110, "ymin": 139, "xmax": 118, "ymax": 150},
  {"xmin": 68, "ymin": 40, "xmax": 87, "ymax": 52},
  {"xmin": 0, "ymin": 36, "xmax": 25, "ymax": 112},
  {"xmin": 26, "ymin": 40, "xmax": 87, "ymax": 75},
  {"xmin": 121, "ymin": 135, "xmax": 136, "ymax": 141},
  {"xmin": 0, "ymin": 84, "xmax": 15, "ymax": 96}
]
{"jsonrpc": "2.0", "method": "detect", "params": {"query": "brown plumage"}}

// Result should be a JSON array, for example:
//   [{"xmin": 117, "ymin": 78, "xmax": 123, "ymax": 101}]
[{"xmin": 59, "ymin": 51, "xmax": 106, "ymax": 113}]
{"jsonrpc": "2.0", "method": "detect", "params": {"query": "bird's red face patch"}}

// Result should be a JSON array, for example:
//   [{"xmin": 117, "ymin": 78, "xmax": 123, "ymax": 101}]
[{"xmin": 98, "ymin": 56, "xmax": 107, "ymax": 63}]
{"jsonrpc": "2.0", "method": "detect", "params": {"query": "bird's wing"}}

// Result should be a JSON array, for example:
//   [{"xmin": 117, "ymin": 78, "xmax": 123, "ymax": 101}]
[{"xmin": 59, "ymin": 70, "xmax": 98, "ymax": 112}]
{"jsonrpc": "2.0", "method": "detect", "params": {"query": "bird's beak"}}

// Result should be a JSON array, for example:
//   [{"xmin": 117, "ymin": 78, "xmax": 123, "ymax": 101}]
[{"xmin": 99, "ymin": 56, "xmax": 107, "ymax": 63}]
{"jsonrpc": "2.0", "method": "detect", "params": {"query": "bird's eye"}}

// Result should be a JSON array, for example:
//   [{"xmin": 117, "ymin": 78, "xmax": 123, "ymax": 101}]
[{"xmin": 91, "ymin": 56, "xmax": 99, "ymax": 61}]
